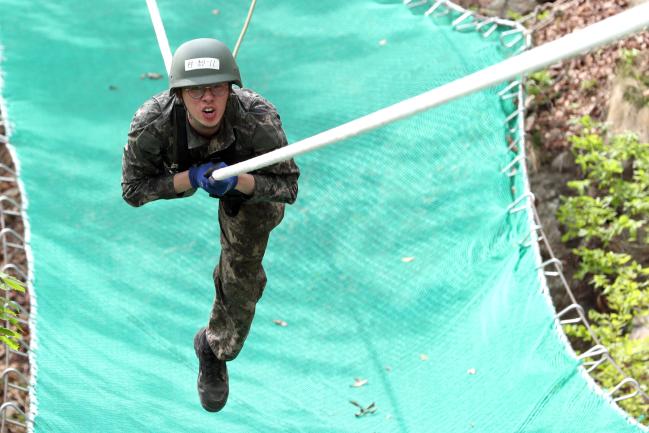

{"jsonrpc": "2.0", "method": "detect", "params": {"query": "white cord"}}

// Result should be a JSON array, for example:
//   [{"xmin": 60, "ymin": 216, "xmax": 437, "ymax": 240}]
[
  {"xmin": 233, "ymin": 0, "xmax": 258, "ymax": 59},
  {"xmin": 145, "ymin": 0, "xmax": 173, "ymax": 76}
]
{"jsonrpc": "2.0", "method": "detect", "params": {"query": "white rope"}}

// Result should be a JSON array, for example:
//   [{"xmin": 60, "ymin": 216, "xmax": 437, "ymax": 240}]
[
  {"xmin": 145, "ymin": 0, "xmax": 173, "ymax": 76},
  {"xmin": 211, "ymin": 1, "xmax": 649, "ymax": 180},
  {"xmin": 233, "ymin": 0, "xmax": 258, "ymax": 59}
]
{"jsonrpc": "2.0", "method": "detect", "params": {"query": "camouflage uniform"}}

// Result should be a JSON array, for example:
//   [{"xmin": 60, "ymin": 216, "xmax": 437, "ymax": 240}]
[{"xmin": 122, "ymin": 88, "xmax": 299, "ymax": 361}]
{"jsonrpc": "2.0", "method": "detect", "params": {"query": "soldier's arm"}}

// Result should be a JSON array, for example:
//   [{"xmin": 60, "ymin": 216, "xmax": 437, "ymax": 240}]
[
  {"xmin": 122, "ymin": 110, "xmax": 195, "ymax": 206},
  {"xmin": 244, "ymin": 104, "xmax": 300, "ymax": 204},
  {"xmin": 233, "ymin": 173, "xmax": 255, "ymax": 195},
  {"xmin": 173, "ymin": 170, "xmax": 193, "ymax": 193}
]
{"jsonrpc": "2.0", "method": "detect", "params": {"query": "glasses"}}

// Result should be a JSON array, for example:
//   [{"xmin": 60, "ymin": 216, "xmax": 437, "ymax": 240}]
[{"xmin": 184, "ymin": 84, "xmax": 229, "ymax": 100}]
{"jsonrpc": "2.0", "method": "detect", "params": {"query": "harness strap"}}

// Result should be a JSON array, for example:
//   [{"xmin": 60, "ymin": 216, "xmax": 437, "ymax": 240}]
[{"xmin": 173, "ymin": 103, "xmax": 190, "ymax": 172}]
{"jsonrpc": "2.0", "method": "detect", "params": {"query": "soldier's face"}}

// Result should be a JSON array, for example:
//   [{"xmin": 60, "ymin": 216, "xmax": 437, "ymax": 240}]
[{"xmin": 181, "ymin": 83, "xmax": 230, "ymax": 136}]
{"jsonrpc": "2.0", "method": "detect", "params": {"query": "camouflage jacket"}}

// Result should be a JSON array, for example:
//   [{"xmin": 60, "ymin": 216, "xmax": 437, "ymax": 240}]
[{"xmin": 121, "ymin": 88, "xmax": 299, "ymax": 207}]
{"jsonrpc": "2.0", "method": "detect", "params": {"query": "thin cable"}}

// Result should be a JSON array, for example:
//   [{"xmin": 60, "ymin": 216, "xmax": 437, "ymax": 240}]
[
  {"xmin": 211, "ymin": 1, "xmax": 649, "ymax": 180},
  {"xmin": 145, "ymin": 0, "xmax": 173, "ymax": 76},
  {"xmin": 233, "ymin": 0, "xmax": 258, "ymax": 59}
]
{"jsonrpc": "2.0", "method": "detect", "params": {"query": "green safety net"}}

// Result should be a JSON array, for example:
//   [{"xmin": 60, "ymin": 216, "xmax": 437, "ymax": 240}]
[{"xmin": 0, "ymin": 0, "xmax": 645, "ymax": 432}]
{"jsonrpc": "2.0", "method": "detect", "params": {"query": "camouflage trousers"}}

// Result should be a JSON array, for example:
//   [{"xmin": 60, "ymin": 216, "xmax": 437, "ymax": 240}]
[{"xmin": 205, "ymin": 199, "xmax": 285, "ymax": 361}]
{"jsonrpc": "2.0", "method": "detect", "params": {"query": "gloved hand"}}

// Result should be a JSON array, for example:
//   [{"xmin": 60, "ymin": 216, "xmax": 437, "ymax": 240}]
[{"xmin": 188, "ymin": 161, "xmax": 238, "ymax": 197}]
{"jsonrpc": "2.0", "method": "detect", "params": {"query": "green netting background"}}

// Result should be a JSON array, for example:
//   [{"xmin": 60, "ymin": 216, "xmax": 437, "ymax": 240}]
[{"xmin": 0, "ymin": 0, "xmax": 644, "ymax": 432}]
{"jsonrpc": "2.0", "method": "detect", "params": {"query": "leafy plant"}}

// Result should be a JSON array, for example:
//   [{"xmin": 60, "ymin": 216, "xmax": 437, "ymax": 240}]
[
  {"xmin": 620, "ymin": 48, "xmax": 640, "ymax": 71},
  {"xmin": 618, "ymin": 48, "xmax": 648, "ymax": 92},
  {"xmin": 0, "ymin": 272, "xmax": 26, "ymax": 350},
  {"xmin": 527, "ymin": 69, "xmax": 553, "ymax": 97},
  {"xmin": 623, "ymin": 85, "xmax": 649, "ymax": 110},
  {"xmin": 580, "ymin": 78, "xmax": 598, "ymax": 93},
  {"xmin": 558, "ymin": 116, "xmax": 649, "ymax": 423},
  {"xmin": 536, "ymin": 10, "xmax": 550, "ymax": 21},
  {"xmin": 505, "ymin": 9, "xmax": 523, "ymax": 21}
]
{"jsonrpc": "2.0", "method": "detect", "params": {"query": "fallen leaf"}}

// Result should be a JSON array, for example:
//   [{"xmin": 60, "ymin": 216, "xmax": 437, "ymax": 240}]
[
  {"xmin": 273, "ymin": 319, "xmax": 288, "ymax": 327},
  {"xmin": 351, "ymin": 378, "xmax": 368, "ymax": 388},
  {"xmin": 419, "ymin": 354, "xmax": 429, "ymax": 361},
  {"xmin": 140, "ymin": 72, "xmax": 163, "ymax": 80},
  {"xmin": 350, "ymin": 400, "xmax": 377, "ymax": 417}
]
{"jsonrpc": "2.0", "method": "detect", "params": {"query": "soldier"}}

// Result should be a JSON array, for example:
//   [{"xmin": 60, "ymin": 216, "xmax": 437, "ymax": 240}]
[{"xmin": 121, "ymin": 38, "xmax": 299, "ymax": 412}]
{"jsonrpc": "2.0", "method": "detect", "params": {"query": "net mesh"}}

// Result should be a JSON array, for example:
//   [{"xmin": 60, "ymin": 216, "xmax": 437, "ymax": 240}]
[{"xmin": 0, "ymin": 0, "xmax": 644, "ymax": 431}]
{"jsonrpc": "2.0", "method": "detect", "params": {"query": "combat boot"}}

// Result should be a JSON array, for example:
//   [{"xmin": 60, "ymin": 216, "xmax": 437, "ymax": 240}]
[{"xmin": 194, "ymin": 327, "xmax": 229, "ymax": 412}]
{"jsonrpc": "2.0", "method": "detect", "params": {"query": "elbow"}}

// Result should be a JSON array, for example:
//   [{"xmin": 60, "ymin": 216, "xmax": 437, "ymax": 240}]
[
  {"xmin": 123, "ymin": 194, "xmax": 143, "ymax": 208},
  {"xmin": 286, "ymin": 182, "xmax": 298, "ymax": 205},
  {"xmin": 122, "ymin": 184, "xmax": 144, "ymax": 208}
]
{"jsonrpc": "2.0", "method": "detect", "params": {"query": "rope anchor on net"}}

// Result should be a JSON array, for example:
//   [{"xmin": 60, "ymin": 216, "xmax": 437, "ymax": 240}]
[
  {"xmin": 556, "ymin": 304, "xmax": 585, "ymax": 325},
  {"xmin": 577, "ymin": 344, "xmax": 610, "ymax": 374},
  {"xmin": 608, "ymin": 377, "xmax": 642, "ymax": 403}
]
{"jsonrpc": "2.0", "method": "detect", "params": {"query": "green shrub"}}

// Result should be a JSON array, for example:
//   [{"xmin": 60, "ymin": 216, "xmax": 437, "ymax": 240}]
[
  {"xmin": 505, "ymin": 9, "xmax": 523, "ymax": 21},
  {"xmin": 580, "ymin": 78, "xmax": 599, "ymax": 93},
  {"xmin": 0, "ymin": 272, "xmax": 26, "ymax": 350},
  {"xmin": 620, "ymin": 48, "xmax": 640, "ymax": 75},
  {"xmin": 536, "ymin": 10, "xmax": 550, "ymax": 21},
  {"xmin": 558, "ymin": 116, "xmax": 649, "ymax": 423}
]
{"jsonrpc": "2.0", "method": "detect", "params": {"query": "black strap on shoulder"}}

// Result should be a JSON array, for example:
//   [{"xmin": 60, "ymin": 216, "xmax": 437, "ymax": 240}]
[{"xmin": 173, "ymin": 103, "xmax": 190, "ymax": 172}]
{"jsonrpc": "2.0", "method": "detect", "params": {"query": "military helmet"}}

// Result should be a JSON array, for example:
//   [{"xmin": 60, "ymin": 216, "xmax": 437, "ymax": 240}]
[{"xmin": 169, "ymin": 38, "xmax": 242, "ymax": 90}]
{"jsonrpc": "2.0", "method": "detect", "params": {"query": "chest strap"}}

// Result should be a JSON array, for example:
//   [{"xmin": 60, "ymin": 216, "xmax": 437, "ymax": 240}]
[{"xmin": 173, "ymin": 103, "xmax": 190, "ymax": 172}]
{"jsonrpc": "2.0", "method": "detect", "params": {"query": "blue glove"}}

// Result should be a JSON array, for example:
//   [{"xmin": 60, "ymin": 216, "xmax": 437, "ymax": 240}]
[{"xmin": 188, "ymin": 161, "xmax": 238, "ymax": 196}]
